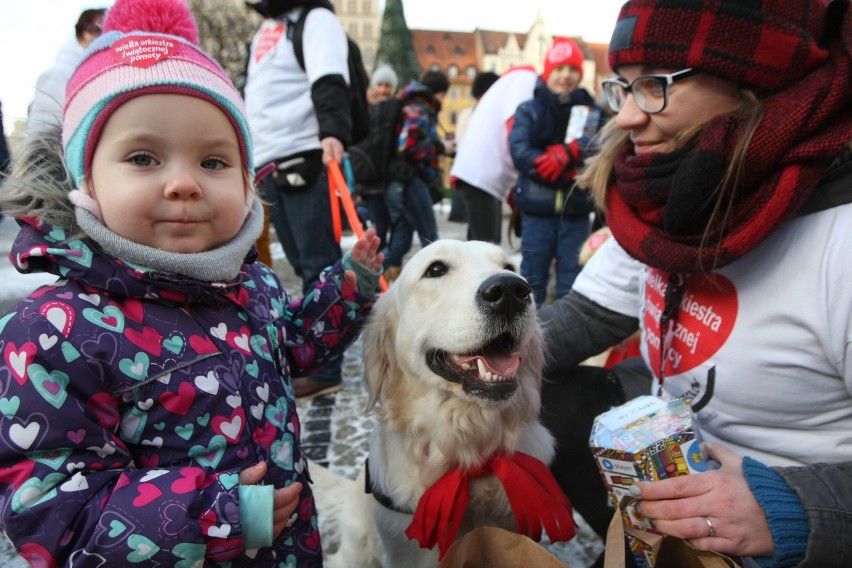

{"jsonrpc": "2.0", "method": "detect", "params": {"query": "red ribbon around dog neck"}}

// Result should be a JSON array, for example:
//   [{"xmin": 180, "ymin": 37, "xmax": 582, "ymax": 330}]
[{"xmin": 404, "ymin": 452, "xmax": 576, "ymax": 559}]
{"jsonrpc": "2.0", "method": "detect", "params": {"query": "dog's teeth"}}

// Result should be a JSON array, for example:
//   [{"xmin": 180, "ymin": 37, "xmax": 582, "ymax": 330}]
[
  {"xmin": 477, "ymin": 359, "xmax": 487, "ymax": 378},
  {"xmin": 452, "ymin": 355, "xmax": 476, "ymax": 371}
]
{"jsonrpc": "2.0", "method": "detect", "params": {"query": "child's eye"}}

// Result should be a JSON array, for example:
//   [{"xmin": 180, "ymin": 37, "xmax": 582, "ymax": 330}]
[
  {"xmin": 128, "ymin": 153, "xmax": 155, "ymax": 166},
  {"xmin": 201, "ymin": 157, "xmax": 228, "ymax": 170}
]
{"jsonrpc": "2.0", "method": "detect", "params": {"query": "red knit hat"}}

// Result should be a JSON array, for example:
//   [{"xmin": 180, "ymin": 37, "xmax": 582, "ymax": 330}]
[
  {"xmin": 608, "ymin": 0, "xmax": 830, "ymax": 91},
  {"xmin": 542, "ymin": 37, "xmax": 585, "ymax": 82}
]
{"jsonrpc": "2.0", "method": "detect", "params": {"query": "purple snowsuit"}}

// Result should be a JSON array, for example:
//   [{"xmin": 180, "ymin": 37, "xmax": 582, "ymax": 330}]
[{"xmin": 0, "ymin": 217, "xmax": 376, "ymax": 566}]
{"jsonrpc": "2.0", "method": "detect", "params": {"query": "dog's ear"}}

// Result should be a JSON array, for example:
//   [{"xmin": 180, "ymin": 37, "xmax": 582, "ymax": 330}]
[{"xmin": 362, "ymin": 290, "xmax": 400, "ymax": 411}]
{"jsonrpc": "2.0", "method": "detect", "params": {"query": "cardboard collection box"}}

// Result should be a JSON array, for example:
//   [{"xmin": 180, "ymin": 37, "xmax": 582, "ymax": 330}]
[{"xmin": 589, "ymin": 396, "xmax": 714, "ymax": 567}]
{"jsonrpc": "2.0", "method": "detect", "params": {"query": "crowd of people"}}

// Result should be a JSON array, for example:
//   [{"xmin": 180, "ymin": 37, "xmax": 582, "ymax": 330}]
[{"xmin": 0, "ymin": 0, "xmax": 848, "ymax": 566}]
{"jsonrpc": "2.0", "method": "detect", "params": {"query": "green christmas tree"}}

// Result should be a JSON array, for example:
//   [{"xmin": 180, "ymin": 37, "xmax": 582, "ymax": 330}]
[{"xmin": 375, "ymin": 0, "xmax": 421, "ymax": 85}]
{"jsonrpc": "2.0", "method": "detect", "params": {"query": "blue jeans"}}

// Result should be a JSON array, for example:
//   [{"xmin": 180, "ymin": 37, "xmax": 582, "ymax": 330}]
[
  {"xmin": 361, "ymin": 191, "xmax": 391, "ymax": 251},
  {"xmin": 520, "ymin": 213, "xmax": 591, "ymax": 308},
  {"xmin": 264, "ymin": 169, "xmax": 343, "ymax": 386},
  {"xmin": 384, "ymin": 177, "xmax": 439, "ymax": 268}
]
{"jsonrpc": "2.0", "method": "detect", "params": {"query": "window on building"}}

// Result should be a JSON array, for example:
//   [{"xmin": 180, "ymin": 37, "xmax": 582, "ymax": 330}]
[
  {"xmin": 454, "ymin": 46, "xmax": 463, "ymax": 56},
  {"xmin": 427, "ymin": 45, "xmax": 435, "ymax": 55},
  {"xmin": 364, "ymin": 22, "xmax": 372, "ymax": 36},
  {"xmin": 450, "ymin": 110, "xmax": 458, "ymax": 125},
  {"xmin": 348, "ymin": 0, "xmax": 357, "ymax": 13},
  {"xmin": 465, "ymin": 65, "xmax": 477, "ymax": 78},
  {"xmin": 430, "ymin": 63, "xmax": 440, "ymax": 72},
  {"xmin": 448, "ymin": 64, "xmax": 459, "ymax": 79},
  {"xmin": 363, "ymin": 0, "xmax": 372, "ymax": 13}
]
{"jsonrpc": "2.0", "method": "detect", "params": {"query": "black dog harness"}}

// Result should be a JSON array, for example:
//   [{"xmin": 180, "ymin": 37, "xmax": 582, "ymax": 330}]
[{"xmin": 364, "ymin": 458, "xmax": 414, "ymax": 515}]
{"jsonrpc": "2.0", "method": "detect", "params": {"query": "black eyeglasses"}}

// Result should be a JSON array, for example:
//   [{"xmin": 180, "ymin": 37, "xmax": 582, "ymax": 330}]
[{"xmin": 601, "ymin": 68, "xmax": 699, "ymax": 114}]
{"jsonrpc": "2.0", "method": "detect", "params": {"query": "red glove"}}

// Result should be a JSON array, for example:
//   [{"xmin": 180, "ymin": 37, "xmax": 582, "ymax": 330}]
[{"xmin": 533, "ymin": 141, "xmax": 582, "ymax": 183}]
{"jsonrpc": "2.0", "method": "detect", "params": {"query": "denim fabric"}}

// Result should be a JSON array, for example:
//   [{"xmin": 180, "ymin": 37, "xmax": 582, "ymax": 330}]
[
  {"xmin": 520, "ymin": 213, "xmax": 591, "ymax": 307},
  {"xmin": 361, "ymin": 191, "xmax": 391, "ymax": 251},
  {"xmin": 263, "ymin": 170, "xmax": 342, "ymax": 290},
  {"xmin": 263, "ymin": 169, "xmax": 344, "ymax": 386},
  {"xmin": 384, "ymin": 177, "xmax": 439, "ymax": 268}
]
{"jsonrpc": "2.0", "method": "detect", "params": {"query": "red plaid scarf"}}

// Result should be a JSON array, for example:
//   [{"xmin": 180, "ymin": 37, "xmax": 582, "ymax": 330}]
[
  {"xmin": 606, "ymin": 10, "xmax": 851, "ymax": 273},
  {"xmin": 404, "ymin": 452, "xmax": 575, "ymax": 559}
]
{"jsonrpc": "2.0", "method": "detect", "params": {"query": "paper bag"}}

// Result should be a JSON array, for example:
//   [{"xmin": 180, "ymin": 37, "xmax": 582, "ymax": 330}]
[
  {"xmin": 604, "ymin": 511, "xmax": 740, "ymax": 568},
  {"xmin": 438, "ymin": 527, "xmax": 569, "ymax": 568}
]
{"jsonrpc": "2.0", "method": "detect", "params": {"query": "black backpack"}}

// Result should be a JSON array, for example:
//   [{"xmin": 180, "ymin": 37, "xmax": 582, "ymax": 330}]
[
  {"xmin": 288, "ymin": 2, "xmax": 371, "ymax": 145},
  {"xmin": 347, "ymin": 97, "xmax": 417, "ymax": 186}
]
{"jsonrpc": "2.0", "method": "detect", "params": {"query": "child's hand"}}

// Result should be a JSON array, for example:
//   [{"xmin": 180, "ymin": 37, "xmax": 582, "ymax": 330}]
[
  {"xmin": 240, "ymin": 462, "xmax": 303, "ymax": 540},
  {"xmin": 344, "ymin": 228, "xmax": 384, "ymax": 288}
]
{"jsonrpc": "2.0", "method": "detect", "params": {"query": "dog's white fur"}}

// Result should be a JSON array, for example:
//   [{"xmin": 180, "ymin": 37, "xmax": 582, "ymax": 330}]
[{"xmin": 330, "ymin": 240, "xmax": 556, "ymax": 568}]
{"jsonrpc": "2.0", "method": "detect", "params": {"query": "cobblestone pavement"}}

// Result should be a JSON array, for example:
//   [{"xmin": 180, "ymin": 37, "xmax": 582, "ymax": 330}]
[{"xmin": 0, "ymin": 206, "xmax": 605, "ymax": 566}]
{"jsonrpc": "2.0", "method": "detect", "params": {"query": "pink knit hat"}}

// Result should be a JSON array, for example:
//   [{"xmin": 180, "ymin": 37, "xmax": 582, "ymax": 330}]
[
  {"xmin": 63, "ymin": 0, "xmax": 253, "ymax": 188},
  {"xmin": 542, "ymin": 37, "xmax": 585, "ymax": 83}
]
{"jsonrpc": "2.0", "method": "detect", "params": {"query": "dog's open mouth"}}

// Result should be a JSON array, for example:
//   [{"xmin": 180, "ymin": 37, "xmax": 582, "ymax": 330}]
[{"xmin": 426, "ymin": 333, "xmax": 521, "ymax": 402}]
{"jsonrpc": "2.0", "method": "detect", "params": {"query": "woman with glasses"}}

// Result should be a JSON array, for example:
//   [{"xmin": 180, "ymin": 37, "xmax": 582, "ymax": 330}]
[{"xmin": 538, "ymin": 0, "xmax": 851, "ymax": 565}]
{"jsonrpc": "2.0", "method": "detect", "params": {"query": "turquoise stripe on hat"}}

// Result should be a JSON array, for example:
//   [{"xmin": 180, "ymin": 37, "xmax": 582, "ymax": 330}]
[{"xmin": 64, "ymin": 82, "xmax": 254, "ymax": 188}]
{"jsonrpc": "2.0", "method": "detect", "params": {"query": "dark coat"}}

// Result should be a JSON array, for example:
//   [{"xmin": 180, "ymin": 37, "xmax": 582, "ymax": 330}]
[
  {"xmin": 509, "ymin": 79, "xmax": 600, "ymax": 217},
  {"xmin": 0, "ymin": 218, "xmax": 376, "ymax": 566}
]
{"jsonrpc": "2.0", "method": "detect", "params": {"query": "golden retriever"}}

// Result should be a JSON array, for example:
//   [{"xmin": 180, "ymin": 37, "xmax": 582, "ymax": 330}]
[{"xmin": 330, "ymin": 240, "xmax": 573, "ymax": 568}]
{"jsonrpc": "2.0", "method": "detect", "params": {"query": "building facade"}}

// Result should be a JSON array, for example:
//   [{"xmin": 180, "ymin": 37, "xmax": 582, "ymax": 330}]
[
  {"xmin": 335, "ymin": 0, "xmax": 383, "ymax": 71},
  {"xmin": 410, "ymin": 10, "xmax": 607, "ymax": 134}
]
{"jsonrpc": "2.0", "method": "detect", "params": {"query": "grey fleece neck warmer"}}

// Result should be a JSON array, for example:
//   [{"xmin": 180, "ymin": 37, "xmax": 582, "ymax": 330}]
[{"xmin": 75, "ymin": 198, "xmax": 265, "ymax": 282}]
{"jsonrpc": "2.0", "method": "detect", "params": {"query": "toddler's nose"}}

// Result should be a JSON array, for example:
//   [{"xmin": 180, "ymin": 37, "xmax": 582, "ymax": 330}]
[{"xmin": 164, "ymin": 166, "xmax": 202, "ymax": 199}]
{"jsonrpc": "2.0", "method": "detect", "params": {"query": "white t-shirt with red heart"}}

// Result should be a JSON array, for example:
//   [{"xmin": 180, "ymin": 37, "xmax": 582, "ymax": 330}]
[{"xmin": 573, "ymin": 202, "xmax": 852, "ymax": 468}]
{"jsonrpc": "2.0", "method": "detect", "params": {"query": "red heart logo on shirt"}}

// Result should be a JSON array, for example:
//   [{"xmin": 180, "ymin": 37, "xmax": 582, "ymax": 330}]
[
  {"xmin": 644, "ymin": 270, "xmax": 738, "ymax": 377},
  {"xmin": 254, "ymin": 22, "xmax": 285, "ymax": 63}
]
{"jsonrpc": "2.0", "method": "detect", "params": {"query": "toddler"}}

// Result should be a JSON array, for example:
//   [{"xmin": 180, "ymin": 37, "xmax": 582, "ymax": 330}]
[{"xmin": 0, "ymin": 0, "xmax": 382, "ymax": 565}]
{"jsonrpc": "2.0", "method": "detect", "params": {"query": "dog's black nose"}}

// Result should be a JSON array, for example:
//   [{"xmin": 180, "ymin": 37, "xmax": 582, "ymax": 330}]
[{"xmin": 477, "ymin": 274, "xmax": 532, "ymax": 314}]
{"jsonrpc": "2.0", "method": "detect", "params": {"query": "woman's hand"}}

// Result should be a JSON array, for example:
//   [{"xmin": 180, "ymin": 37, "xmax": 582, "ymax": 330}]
[
  {"xmin": 240, "ymin": 461, "xmax": 303, "ymax": 540},
  {"xmin": 344, "ymin": 228, "xmax": 384, "ymax": 288},
  {"xmin": 633, "ymin": 442, "xmax": 775, "ymax": 557}
]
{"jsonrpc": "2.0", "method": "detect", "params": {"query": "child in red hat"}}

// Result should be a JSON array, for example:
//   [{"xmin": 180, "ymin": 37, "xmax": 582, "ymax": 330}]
[{"xmin": 508, "ymin": 37, "xmax": 604, "ymax": 308}]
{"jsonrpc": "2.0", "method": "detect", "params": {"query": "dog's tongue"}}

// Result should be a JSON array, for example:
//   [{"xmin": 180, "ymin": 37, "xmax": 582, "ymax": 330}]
[{"xmin": 458, "ymin": 354, "xmax": 521, "ymax": 377}]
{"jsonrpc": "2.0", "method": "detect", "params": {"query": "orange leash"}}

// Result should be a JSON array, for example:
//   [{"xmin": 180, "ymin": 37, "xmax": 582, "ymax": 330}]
[{"xmin": 328, "ymin": 160, "xmax": 388, "ymax": 292}]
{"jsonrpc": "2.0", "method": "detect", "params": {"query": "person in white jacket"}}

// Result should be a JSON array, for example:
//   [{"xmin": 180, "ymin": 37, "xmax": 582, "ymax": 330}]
[
  {"xmin": 23, "ymin": 8, "xmax": 105, "ymax": 139},
  {"xmin": 244, "ymin": 0, "xmax": 356, "ymax": 398},
  {"xmin": 449, "ymin": 66, "xmax": 536, "ymax": 244}
]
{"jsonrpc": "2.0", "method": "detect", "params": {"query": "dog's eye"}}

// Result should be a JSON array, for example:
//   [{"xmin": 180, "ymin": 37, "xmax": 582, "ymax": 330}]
[
  {"xmin": 424, "ymin": 261, "xmax": 448, "ymax": 278},
  {"xmin": 504, "ymin": 262, "xmax": 517, "ymax": 273}
]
